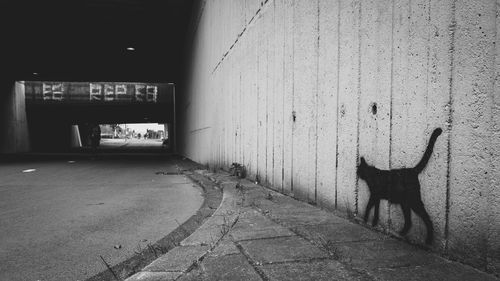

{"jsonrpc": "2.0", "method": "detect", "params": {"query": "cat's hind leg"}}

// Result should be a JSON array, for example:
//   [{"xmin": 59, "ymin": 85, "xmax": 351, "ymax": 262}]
[
  {"xmin": 399, "ymin": 204, "xmax": 412, "ymax": 236},
  {"xmin": 412, "ymin": 200, "xmax": 434, "ymax": 244},
  {"xmin": 372, "ymin": 199, "xmax": 380, "ymax": 226}
]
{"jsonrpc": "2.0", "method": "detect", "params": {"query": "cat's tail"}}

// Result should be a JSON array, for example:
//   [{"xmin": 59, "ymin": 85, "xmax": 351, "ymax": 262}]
[{"xmin": 414, "ymin": 128, "xmax": 443, "ymax": 174}]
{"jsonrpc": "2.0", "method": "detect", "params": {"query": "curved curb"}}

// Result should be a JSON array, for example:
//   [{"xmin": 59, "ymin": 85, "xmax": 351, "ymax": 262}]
[
  {"xmin": 125, "ymin": 170, "xmax": 242, "ymax": 281},
  {"xmin": 86, "ymin": 170, "xmax": 223, "ymax": 281}
]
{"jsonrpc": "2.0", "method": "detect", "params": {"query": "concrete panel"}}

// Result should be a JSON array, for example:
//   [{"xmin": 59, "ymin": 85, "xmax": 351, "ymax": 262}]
[
  {"xmin": 488, "ymin": 2, "xmax": 500, "ymax": 273},
  {"xmin": 248, "ymin": 27, "xmax": 259, "ymax": 179},
  {"xmin": 230, "ymin": 25, "xmax": 237, "ymax": 166},
  {"xmin": 235, "ymin": 48, "xmax": 243, "ymax": 165},
  {"xmin": 272, "ymin": 0, "xmax": 285, "ymax": 193},
  {"xmin": 225, "ymin": 32, "xmax": 233, "ymax": 168},
  {"xmin": 220, "ymin": 63, "xmax": 227, "ymax": 167},
  {"xmin": 419, "ymin": 0, "xmax": 454, "ymax": 250},
  {"xmin": 257, "ymin": 14, "xmax": 268, "ymax": 183},
  {"xmin": 245, "ymin": 0, "xmax": 261, "ymax": 26},
  {"xmin": 316, "ymin": 0, "xmax": 339, "ymax": 210},
  {"xmin": 357, "ymin": 0, "xmax": 393, "ymax": 230},
  {"xmin": 389, "ymin": 0, "xmax": 452, "ymax": 247},
  {"xmin": 265, "ymin": 7, "xmax": 276, "ymax": 188},
  {"xmin": 448, "ymin": 0, "xmax": 496, "ymax": 269},
  {"xmin": 336, "ymin": 0, "xmax": 361, "ymax": 215},
  {"xmin": 282, "ymin": 0, "xmax": 295, "ymax": 194},
  {"xmin": 241, "ymin": 33, "xmax": 252, "ymax": 175},
  {"xmin": 228, "ymin": 58, "xmax": 235, "ymax": 165},
  {"xmin": 236, "ymin": 0, "xmax": 246, "ymax": 39},
  {"xmin": 223, "ymin": 0, "xmax": 231, "ymax": 54},
  {"xmin": 292, "ymin": 0, "xmax": 319, "ymax": 202}
]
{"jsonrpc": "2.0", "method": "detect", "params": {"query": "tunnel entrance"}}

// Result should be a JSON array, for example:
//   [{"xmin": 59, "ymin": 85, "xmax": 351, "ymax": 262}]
[
  {"xmin": 76, "ymin": 123, "xmax": 171, "ymax": 153},
  {"xmin": 24, "ymin": 81, "xmax": 176, "ymax": 154}
]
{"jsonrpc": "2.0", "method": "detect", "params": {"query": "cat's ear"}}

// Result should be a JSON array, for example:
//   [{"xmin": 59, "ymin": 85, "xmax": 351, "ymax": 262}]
[{"xmin": 360, "ymin": 157, "xmax": 366, "ymax": 166}]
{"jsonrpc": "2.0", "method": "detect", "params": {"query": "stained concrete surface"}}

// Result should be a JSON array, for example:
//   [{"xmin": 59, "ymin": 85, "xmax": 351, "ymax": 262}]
[{"xmin": 0, "ymin": 157, "xmax": 204, "ymax": 281}]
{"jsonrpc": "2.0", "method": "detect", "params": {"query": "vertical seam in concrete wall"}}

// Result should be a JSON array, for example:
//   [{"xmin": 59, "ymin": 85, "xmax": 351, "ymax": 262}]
[
  {"xmin": 282, "ymin": 0, "xmax": 286, "ymax": 193},
  {"xmin": 291, "ymin": 0, "xmax": 295, "ymax": 193},
  {"xmin": 387, "ymin": 0, "xmax": 396, "ymax": 230},
  {"xmin": 487, "ymin": 0, "xmax": 498, "ymax": 267},
  {"xmin": 257, "ymin": 30, "xmax": 260, "ymax": 181},
  {"xmin": 425, "ymin": 0, "xmax": 431, "ymax": 119},
  {"xmin": 444, "ymin": 0, "xmax": 457, "ymax": 252},
  {"xmin": 334, "ymin": 0, "xmax": 341, "ymax": 209},
  {"xmin": 272, "ymin": 0, "xmax": 276, "ymax": 189},
  {"xmin": 355, "ymin": 0, "xmax": 362, "ymax": 215},
  {"xmin": 240, "ymin": 73, "xmax": 243, "ymax": 165},
  {"xmin": 314, "ymin": 0, "xmax": 320, "ymax": 203},
  {"xmin": 266, "ymin": 26, "xmax": 269, "ymax": 185}
]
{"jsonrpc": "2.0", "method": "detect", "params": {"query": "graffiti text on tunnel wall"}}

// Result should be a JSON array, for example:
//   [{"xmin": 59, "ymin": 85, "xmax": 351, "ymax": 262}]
[{"xmin": 25, "ymin": 81, "xmax": 174, "ymax": 104}]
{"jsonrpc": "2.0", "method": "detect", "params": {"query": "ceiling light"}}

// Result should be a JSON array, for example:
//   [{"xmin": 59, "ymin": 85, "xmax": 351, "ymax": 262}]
[
  {"xmin": 126, "ymin": 47, "xmax": 135, "ymax": 51},
  {"xmin": 33, "ymin": 72, "xmax": 38, "ymax": 75}
]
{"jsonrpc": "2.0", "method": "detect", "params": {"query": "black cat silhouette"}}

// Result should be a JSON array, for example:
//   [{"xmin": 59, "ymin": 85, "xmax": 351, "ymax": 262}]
[{"xmin": 357, "ymin": 128, "xmax": 442, "ymax": 244}]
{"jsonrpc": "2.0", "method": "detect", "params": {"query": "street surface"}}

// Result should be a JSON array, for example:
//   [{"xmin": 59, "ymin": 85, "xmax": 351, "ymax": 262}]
[
  {"xmin": 0, "ymin": 157, "xmax": 203, "ymax": 281},
  {"xmin": 99, "ymin": 138, "xmax": 164, "ymax": 149}
]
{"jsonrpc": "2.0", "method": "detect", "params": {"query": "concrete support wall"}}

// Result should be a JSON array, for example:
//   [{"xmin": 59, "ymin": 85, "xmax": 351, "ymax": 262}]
[
  {"xmin": 0, "ymin": 81, "xmax": 30, "ymax": 153},
  {"xmin": 179, "ymin": 0, "xmax": 500, "ymax": 274}
]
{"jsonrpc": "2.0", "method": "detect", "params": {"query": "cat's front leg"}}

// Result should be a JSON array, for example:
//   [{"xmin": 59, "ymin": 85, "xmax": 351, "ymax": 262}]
[
  {"xmin": 399, "ymin": 204, "xmax": 412, "ymax": 236},
  {"xmin": 372, "ymin": 199, "xmax": 380, "ymax": 226},
  {"xmin": 364, "ymin": 197, "xmax": 376, "ymax": 224}
]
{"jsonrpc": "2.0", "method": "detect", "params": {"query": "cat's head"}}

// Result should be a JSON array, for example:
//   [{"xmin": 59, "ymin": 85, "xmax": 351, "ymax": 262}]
[{"xmin": 357, "ymin": 157, "xmax": 368, "ymax": 179}]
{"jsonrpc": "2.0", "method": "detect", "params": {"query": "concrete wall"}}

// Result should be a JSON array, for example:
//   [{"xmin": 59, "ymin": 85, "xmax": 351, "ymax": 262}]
[
  {"xmin": 179, "ymin": 0, "xmax": 500, "ymax": 274},
  {"xmin": 0, "ymin": 81, "xmax": 30, "ymax": 153}
]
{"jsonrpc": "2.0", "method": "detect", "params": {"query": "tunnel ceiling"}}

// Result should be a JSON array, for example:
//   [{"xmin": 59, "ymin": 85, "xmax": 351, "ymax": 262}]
[{"xmin": 0, "ymin": 0, "xmax": 197, "ymax": 83}]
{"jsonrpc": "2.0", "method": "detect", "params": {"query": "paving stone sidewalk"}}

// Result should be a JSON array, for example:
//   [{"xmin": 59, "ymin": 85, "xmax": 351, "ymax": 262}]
[{"xmin": 126, "ymin": 170, "xmax": 499, "ymax": 281}]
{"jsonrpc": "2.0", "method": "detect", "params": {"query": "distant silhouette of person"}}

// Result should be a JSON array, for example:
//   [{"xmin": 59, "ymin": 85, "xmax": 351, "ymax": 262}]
[
  {"xmin": 90, "ymin": 124, "xmax": 101, "ymax": 152},
  {"xmin": 162, "ymin": 138, "xmax": 169, "ymax": 148}
]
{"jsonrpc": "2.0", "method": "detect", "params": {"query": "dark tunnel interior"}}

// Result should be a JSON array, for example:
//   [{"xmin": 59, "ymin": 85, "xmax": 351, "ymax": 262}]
[{"xmin": 0, "ymin": 0, "xmax": 200, "ymax": 154}]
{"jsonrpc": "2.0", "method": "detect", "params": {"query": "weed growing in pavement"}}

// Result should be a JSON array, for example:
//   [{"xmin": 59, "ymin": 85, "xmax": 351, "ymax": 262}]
[
  {"xmin": 219, "ymin": 215, "xmax": 231, "ymax": 236},
  {"xmin": 133, "ymin": 242, "xmax": 170, "ymax": 257},
  {"xmin": 147, "ymin": 243, "xmax": 158, "ymax": 258},
  {"xmin": 316, "ymin": 236, "xmax": 340, "ymax": 259}
]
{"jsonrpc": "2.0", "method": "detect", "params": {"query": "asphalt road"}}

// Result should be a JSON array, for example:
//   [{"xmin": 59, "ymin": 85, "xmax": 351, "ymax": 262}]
[
  {"xmin": 99, "ymin": 138, "xmax": 164, "ymax": 149},
  {"xmin": 0, "ymin": 157, "xmax": 204, "ymax": 281}
]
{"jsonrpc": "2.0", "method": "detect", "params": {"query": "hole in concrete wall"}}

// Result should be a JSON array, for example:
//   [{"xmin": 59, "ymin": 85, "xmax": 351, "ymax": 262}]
[{"xmin": 370, "ymin": 103, "xmax": 377, "ymax": 115}]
